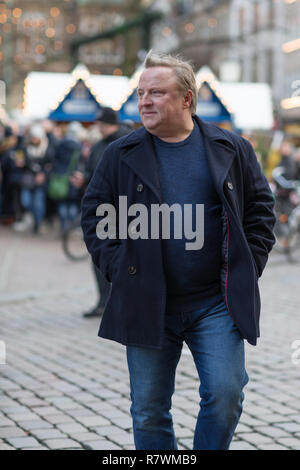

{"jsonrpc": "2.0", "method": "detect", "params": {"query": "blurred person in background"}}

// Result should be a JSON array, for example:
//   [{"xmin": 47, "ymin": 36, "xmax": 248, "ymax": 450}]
[
  {"xmin": 278, "ymin": 139, "xmax": 294, "ymax": 177},
  {"xmin": 293, "ymin": 147, "xmax": 300, "ymax": 181},
  {"xmin": 71, "ymin": 107, "xmax": 131, "ymax": 319},
  {"xmin": 40, "ymin": 120, "xmax": 61, "ymax": 227},
  {"xmin": 83, "ymin": 107, "xmax": 132, "ymax": 184},
  {"xmin": 19, "ymin": 123, "xmax": 55, "ymax": 234},
  {"xmin": 50, "ymin": 121, "xmax": 84, "ymax": 234},
  {"xmin": 271, "ymin": 143, "xmax": 300, "ymax": 252},
  {"xmin": 41, "ymin": 119, "xmax": 60, "ymax": 151},
  {"xmin": 241, "ymin": 132, "xmax": 262, "ymax": 166},
  {"xmin": 0, "ymin": 125, "xmax": 20, "ymax": 224}
]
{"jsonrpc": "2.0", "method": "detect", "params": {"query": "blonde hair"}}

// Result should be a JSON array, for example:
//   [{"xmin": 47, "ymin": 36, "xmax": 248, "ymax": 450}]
[{"xmin": 143, "ymin": 51, "xmax": 198, "ymax": 115}]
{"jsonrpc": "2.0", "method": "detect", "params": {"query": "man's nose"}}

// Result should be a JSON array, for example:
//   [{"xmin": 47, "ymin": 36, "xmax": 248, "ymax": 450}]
[{"xmin": 140, "ymin": 93, "xmax": 152, "ymax": 106}]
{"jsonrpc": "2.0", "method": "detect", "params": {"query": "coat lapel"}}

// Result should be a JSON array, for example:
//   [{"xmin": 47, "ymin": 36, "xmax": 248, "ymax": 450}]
[
  {"xmin": 120, "ymin": 128, "xmax": 161, "ymax": 201},
  {"xmin": 195, "ymin": 117, "xmax": 236, "ymax": 199}
]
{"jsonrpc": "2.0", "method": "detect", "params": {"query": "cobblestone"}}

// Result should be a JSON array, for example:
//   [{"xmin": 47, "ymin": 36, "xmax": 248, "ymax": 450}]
[
  {"xmin": 0, "ymin": 427, "xmax": 27, "ymax": 438},
  {"xmin": 6, "ymin": 437, "xmax": 41, "ymax": 449},
  {"xmin": 86, "ymin": 440, "xmax": 122, "ymax": 450},
  {"xmin": 43, "ymin": 439, "xmax": 82, "ymax": 449},
  {"xmin": 1, "ymin": 228, "xmax": 300, "ymax": 450},
  {"xmin": 30, "ymin": 429, "xmax": 66, "ymax": 440}
]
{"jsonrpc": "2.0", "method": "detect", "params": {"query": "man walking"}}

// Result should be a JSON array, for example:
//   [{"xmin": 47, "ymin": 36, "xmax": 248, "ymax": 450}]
[{"xmin": 81, "ymin": 53, "xmax": 276, "ymax": 450}]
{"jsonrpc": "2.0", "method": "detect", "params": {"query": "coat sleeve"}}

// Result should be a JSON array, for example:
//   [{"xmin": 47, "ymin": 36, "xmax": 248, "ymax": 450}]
[
  {"xmin": 242, "ymin": 140, "xmax": 276, "ymax": 277},
  {"xmin": 81, "ymin": 144, "xmax": 120, "ymax": 283}
]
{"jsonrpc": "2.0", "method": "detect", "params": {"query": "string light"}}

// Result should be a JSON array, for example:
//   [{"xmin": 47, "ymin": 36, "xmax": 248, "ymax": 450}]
[
  {"xmin": 282, "ymin": 37, "xmax": 300, "ymax": 53},
  {"xmin": 113, "ymin": 68, "xmax": 122, "ymax": 76},
  {"xmin": 114, "ymin": 67, "xmax": 143, "ymax": 111},
  {"xmin": 45, "ymin": 27, "xmax": 55, "ymax": 38},
  {"xmin": 50, "ymin": 7, "xmax": 60, "ymax": 18},
  {"xmin": 66, "ymin": 24, "xmax": 76, "ymax": 34},
  {"xmin": 12, "ymin": 8, "xmax": 22, "ymax": 18},
  {"xmin": 281, "ymin": 96, "xmax": 300, "ymax": 109},
  {"xmin": 50, "ymin": 65, "xmax": 103, "ymax": 112},
  {"xmin": 184, "ymin": 23, "xmax": 195, "ymax": 33},
  {"xmin": 35, "ymin": 44, "xmax": 45, "ymax": 54},
  {"xmin": 23, "ymin": 77, "xmax": 29, "ymax": 115},
  {"xmin": 195, "ymin": 68, "xmax": 233, "ymax": 115}
]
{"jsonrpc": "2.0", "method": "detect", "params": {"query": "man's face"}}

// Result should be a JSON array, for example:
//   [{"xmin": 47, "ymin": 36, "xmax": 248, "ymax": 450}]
[
  {"xmin": 31, "ymin": 137, "xmax": 41, "ymax": 147},
  {"xmin": 97, "ymin": 122, "xmax": 109, "ymax": 138},
  {"xmin": 280, "ymin": 141, "xmax": 292, "ymax": 156},
  {"xmin": 97, "ymin": 122, "xmax": 116, "ymax": 139},
  {"xmin": 137, "ymin": 67, "xmax": 188, "ymax": 135}
]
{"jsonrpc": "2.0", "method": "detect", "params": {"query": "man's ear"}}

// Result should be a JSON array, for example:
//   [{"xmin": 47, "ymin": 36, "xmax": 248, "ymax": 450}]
[{"xmin": 183, "ymin": 90, "xmax": 193, "ymax": 109}]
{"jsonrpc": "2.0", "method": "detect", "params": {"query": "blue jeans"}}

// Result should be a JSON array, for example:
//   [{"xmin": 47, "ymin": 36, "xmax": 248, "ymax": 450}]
[
  {"xmin": 21, "ymin": 187, "xmax": 46, "ymax": 227},
  {"xmin": 126, "ymin": 296, "xmax": 249, "ymax": 450},
  {"xmin": 57, "ymin": 202, "xmax": 79, "ymax": 232}
]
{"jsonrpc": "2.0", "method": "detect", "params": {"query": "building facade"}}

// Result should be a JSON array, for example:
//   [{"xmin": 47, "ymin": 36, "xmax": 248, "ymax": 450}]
[
  {"xmin": 280, "ymin": 0, "xmax": 300, "ymax": 126},
  {"xmin": 0, "ymin": 0, "xmax": 140, "ymax": 109},
  {"xmin": 151, "ymin": 0, "xmax": 300, "ymax": 124}
]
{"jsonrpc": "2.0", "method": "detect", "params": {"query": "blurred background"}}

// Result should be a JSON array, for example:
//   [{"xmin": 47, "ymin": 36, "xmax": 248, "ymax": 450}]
[{"xmin": 1, "ymin": 1, "xmax": 300, "ymax": 451}]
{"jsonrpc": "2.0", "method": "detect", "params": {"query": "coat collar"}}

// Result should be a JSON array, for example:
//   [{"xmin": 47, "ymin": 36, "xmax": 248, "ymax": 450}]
[
  {"xmin": 120, "ymin": 116, "xmax": 236, "ymax": 201},
  {"xmin": 120, "ymin": 116, "xmax": 236, "ymax": 149}
]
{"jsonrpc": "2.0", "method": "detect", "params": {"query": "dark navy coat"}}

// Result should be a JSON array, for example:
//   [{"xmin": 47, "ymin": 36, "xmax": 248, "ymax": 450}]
[{"xmin": 81, "ymin": 117, "xmax": 276, "ymax": 348}]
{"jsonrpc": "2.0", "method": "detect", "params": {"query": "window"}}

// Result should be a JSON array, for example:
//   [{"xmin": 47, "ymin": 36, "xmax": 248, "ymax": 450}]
[
  {"xmin": 254, "ymin": 1, "xmax": 260, "ymax": 33},
  {"xmin": 239, "ymin": 6, "xmax": 245, "ymax": 36},
  {"xmin": 268, "ymin": 0, "xmax": 274, "ymax": 28}
]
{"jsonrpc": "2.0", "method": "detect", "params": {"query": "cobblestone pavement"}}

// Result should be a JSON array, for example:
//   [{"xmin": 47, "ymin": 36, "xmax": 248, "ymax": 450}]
[{"xmin": 1, "ymin": 226, "xmax": 300, "ymax": 450}]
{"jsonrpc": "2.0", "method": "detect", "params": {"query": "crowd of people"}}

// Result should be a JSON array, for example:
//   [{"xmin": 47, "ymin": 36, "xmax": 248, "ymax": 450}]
[
  {"xmin": 0, "ymin": 109, "xmax": 133, "ymax": 236},
  {"xmin": 0, "ymin": 107, "xmax": 133, "ymax": 320}
]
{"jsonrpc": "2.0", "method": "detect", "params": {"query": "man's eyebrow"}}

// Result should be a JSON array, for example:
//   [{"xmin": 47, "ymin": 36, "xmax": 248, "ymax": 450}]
[{"xmin": 137, "ymin": 87, "xmax": 165, "ymax": 92}]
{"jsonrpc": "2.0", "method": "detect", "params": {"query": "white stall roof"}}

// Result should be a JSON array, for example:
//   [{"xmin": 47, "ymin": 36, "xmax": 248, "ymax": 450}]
[
  {"xmin": 196, "ymin": 66, "xmax": 274, "ymax": 130},
  {"xmin": 219, "ymin": 82, "xmax": 273, "ymax": 131},
  {"xmin": 24, "ymin": 66, "xmax": 130, "ymax": 119}
]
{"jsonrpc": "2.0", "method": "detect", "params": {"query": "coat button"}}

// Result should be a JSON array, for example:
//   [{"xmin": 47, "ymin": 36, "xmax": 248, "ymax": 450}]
[
  {"xmin": 137, "ymin": 183, "xmax": 144, "ymax": 192},
  {"xmin": 227, "ymin": 181, "xmax": 233, "ymax": 190},
  {"xmin": 128, "ymin": 265, "xmax": 137, "ymax": 275}
]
